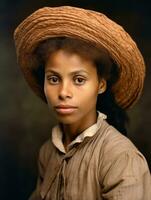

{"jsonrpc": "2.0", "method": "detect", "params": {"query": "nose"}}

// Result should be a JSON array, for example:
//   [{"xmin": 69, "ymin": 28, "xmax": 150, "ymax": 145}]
[{"xmin": 58, "ymin": 81, "xmax": 73, "ymax": 100}]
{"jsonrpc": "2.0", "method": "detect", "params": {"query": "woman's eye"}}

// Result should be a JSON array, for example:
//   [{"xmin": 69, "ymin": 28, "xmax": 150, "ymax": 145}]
[
  {"xmin": 74, "ymin": 77, "xmax": 86, "ymax": 85},
  {"xmin": 47, "ymin": 76, "xmax": 59, "ymax": 84}
]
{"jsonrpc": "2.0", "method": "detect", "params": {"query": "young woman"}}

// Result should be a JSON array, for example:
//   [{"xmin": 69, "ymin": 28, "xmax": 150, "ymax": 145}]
[{"xmin": 14, "ymin": 6, "xmax": 151, "ymax": 200}]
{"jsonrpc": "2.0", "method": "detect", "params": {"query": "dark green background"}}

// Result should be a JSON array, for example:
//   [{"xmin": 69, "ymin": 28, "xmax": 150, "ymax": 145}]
[{"xmin": 0, "ymin": 0, "xmax": 151, "ymax": 199}]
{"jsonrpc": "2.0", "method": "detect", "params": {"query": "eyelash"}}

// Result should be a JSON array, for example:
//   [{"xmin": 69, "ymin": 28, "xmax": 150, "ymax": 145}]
[
  {"xmin": 47, "ymin": 75, "xmax": 60, "ymax": 84},
  {"xmin": 74, "ymin": 76, "xmax": 86, "ymax": 85},
  {"xmin": 46, "ymin": 75, "xmax": 86, "ymax": 85}
]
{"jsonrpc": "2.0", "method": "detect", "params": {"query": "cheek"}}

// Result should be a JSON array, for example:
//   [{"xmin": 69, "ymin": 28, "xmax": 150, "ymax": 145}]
[
  {"xmin": 86, "ymin": 81, "xmax": 99, "ymax": 97},
  {"xmin": 78, "ymin": 84, "xmax": 99, "ymax": 105},
  {"xmin": 44, "ymin": 82, "xmax": 49, "ymax": 99},
  {"xmin": 44, "ymin": 83, "xmax": 55, "ymax": 105}
]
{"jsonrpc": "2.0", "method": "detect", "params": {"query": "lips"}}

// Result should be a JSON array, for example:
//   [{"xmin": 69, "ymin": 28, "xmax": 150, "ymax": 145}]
[{"xmin": 54, "ymin": 105, "xmax": 78, "ymax": 115}]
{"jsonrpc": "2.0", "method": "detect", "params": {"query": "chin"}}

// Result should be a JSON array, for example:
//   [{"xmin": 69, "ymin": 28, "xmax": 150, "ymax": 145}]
[{"xmin": 56, "ymin": 114, "xmax": 79, "ymax": 125}]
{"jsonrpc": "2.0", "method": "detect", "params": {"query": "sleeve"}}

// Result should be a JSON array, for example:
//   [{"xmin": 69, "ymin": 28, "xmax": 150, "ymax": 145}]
[
  {"xmin": 101, "ymin": 150, "xmax": 151, "ymax": 200},
  {"xmin": 28, "ymin": 140, "xmax": 52, "ymax": 200}
]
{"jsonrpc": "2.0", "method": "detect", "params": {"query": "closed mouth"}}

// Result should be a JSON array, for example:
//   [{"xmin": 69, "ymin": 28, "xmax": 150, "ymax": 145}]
[{"xmin": 54, "ymin": 105, "xmax": 78, "ymax": 115}]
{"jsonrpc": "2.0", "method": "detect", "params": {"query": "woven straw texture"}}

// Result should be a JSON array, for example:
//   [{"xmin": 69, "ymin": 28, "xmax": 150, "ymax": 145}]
[{"xmin": 14, "ymin": 6, "xmax": 145, "ymax": 109}]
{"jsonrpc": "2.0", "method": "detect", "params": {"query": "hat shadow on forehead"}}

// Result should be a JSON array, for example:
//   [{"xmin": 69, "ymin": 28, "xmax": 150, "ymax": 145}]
[{"xmin": 14, "ymin": 6, "xmax": 145, "ymax": 109}]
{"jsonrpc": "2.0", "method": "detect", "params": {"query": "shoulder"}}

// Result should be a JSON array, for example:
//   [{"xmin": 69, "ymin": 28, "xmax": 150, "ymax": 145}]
[
  {"xmin": 98, "ymin": 121, "xmax": 150, "ymax": 186},
  {"xmin": 100, "ymin": 120, "xmax": 139, "ymax": 157},
  {"xmin": 38, "ymin": 137, "xmax": 54, "ymax": 169}
]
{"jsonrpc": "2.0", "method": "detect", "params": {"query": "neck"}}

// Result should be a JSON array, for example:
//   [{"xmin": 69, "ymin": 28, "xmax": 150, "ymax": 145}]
[{"xmin": 61, "ymin": 110, "xmax": 98, "ymax": 147}]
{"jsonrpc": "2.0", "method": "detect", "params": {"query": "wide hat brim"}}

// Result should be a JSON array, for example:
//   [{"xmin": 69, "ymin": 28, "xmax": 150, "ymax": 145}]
[{"xmin": 14, "ymin": 6, "xmax": 145, "ymax": 109}]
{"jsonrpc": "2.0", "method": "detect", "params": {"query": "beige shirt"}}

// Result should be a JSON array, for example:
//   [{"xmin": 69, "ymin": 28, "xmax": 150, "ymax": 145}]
[
  {"xmin": 52, "ymin": 112, "xmax": 107, "ymax": 153},
  {"xmin": 29, "ymin": 112, "xmax": 151, "ymax": 200}
]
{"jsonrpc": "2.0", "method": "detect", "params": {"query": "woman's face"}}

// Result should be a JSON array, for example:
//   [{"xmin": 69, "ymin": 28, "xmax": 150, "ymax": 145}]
[{"xmin": 44, "ymin": 49, "xmax": 106, "ymax": 124}]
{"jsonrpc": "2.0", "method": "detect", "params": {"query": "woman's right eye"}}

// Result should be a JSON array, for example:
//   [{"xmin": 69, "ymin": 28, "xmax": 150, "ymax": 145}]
[{"xmin": 47, "ymin": 76, "xmax": 60, "ymax": 84}]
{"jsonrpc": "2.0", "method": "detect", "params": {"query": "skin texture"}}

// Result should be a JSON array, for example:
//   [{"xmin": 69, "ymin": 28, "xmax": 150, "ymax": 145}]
[{"xmin": 44, "ymin": 49, "xmax": 106, "ymax": 148}]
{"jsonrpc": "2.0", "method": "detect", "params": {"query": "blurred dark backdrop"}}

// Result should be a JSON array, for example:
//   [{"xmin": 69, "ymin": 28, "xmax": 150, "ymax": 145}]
[{"xmin": 0, "ymin": 0, "xmax": 151, "ymax": 199}]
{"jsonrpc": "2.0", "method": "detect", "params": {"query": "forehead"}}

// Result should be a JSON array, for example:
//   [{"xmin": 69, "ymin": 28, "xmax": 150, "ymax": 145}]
[{"xmin": 45, "ymin": 49, "xmax": 97, "ymax": 73}]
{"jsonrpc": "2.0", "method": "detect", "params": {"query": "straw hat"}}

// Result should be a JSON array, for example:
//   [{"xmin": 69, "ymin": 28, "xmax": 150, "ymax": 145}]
[{"xmin": 14, "ymin": 6, "xmax": 145, "ymax": 109}]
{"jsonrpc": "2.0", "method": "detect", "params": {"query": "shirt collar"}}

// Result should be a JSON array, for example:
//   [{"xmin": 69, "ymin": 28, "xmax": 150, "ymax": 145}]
[{"xmin": 52, "ymin": 111, "xmax": 107, "ymax": 153}]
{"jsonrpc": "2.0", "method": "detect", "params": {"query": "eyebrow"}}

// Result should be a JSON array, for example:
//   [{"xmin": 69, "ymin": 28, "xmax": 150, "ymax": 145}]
[{"xmin": 45, "ymin": 69, "xmax": 89, "ymax": 75}]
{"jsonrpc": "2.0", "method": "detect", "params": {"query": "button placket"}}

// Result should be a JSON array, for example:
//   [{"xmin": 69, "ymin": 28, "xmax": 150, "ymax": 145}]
[
  {"xmin": 57, "ymin": 156, "xmax": 69, "ymax": 200},
  {"xmin": 59, "ymin": 147, "xmax": 77, "ymax": 199}
]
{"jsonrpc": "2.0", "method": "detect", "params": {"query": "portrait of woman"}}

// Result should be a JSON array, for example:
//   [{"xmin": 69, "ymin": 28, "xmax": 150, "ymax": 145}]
[
  {"xmin": 14, "ymin": 5, "xmax": 151, "ymax": 199},
  {"xmin": 1, "ymin": 1, "xmax": 151, "ymax": 200}
]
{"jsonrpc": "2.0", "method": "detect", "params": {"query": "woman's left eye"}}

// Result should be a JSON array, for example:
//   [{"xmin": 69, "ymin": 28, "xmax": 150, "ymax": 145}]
[{"xmin": 74, "ymin": 77, "xmax": 86, "ymax": 85}]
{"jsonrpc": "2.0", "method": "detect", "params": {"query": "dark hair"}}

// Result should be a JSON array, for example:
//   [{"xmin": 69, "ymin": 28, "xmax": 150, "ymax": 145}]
[
  {"xmin": 96, "ymin": 62, "xmax": 128, "ymax": 135},
  {"xmin": 35, "ymin": 37, "xmax": 128, "ymax": 135}
]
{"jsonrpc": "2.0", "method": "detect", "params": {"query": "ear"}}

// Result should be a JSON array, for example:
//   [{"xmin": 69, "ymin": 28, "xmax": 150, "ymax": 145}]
[{"xmin": 98, "ymin": 79, "xmax": 107, "ymax": 94}]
